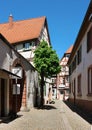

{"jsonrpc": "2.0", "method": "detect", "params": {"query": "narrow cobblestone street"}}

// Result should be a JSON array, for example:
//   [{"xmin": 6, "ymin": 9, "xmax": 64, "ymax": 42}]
[{"xmin": 0, "ymin": 100, "xmax": 91, "ymax": 130}]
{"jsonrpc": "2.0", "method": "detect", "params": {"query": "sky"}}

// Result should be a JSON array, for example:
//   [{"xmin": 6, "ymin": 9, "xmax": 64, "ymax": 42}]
[{"xmin": 0, "ymin": 0, "xmax": 91, "ymax": 59}]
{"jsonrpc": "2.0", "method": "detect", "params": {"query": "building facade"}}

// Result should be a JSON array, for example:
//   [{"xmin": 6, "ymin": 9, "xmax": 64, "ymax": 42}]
[
  {"xmin": 0, "ymin": 16, "xmax": 51, "ymax": 65},
  {"xmin": 0, "ymin": 34, "xmax": 40, "ymax": 117},
  {"xmin": 57, "ymin": 46, "xmax": 73, "ymax": 100},
  {"xmin": 68, "ymin": 1, "xmax": 92, "ymax": 113},
  {"xmin": 0, "ymin": 16, "xmax": 52, "ymax": 106}
]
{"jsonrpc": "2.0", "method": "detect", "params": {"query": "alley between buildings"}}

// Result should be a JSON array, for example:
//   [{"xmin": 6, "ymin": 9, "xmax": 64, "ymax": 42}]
[{"xmin": 0, "ymin": 100, "xmax": 91, "ymax": 130}]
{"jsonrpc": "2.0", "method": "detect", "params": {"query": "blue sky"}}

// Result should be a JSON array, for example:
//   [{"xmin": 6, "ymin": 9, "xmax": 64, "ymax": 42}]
[{"xmin": 0, "ymin": 0, "xmax": 90, "ymax": 59}]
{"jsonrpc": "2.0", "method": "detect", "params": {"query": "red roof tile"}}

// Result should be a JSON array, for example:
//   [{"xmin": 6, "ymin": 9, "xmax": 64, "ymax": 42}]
[
  {"xmin": 0, "ymin": 16, "xmax": 46, "ymax": 44},
  {"xmin": 65, "ymin": 45, "xmax": 73, "ymax": 54}
]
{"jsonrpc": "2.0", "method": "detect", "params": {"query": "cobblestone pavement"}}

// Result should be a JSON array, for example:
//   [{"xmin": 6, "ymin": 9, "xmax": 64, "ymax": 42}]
[{"xmin": 0, "ymin": 100, "xmax": 91, "ymax": 130}]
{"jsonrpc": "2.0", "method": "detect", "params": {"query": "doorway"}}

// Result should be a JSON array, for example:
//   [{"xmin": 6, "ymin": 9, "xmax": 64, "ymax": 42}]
[{"xmin": 1, "ymin": 78, "xmax": 5, "ymax": 117}]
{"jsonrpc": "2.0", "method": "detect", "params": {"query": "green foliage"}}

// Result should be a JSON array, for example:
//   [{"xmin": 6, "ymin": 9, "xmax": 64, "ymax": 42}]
[{"xmin": 34, "ymin": 40, "xmax": 61, "ymax": 77}]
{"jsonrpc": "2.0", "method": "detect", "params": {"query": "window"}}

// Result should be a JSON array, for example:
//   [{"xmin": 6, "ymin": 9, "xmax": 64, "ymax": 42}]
[
  {"xmin": 77, "ymin": 46, "xmax": 82, "ymax": 65},
  {"xmin": 69, "ymin": 83, "xmax": 71, "ymax": 93},
  {"xmin": 88, "ymin": 66, "xmax": 92, "ymax": 94},
  {"xmin": 62, "ymin": 77, "xmax": 65, "ymax": 84},
  {"xmin": 52, "ymin": 78, "xmax": 55, "ymax": 83},
  {"xmin": 25, "ymin": 43, "xmax": 30, "ymax": 49},
  {"xmin": 72, "ymin": 79, "xmax": 76, "ymax": 96},
  {"xmin": 72, "ymin": 56, "xmax": 77, "ymax": 71},
  {"xmin": 87, "ymin": 26, "xmax": 92, "ymax": 52},
  {"xmin": 31, "ymin": 41, "xmax": 35, "ymax": 46},
  {"xmin": 77, "ymin": 74, "xmax": 82, "ymax": 95},
  {"xmin": 66, "ymin": 76, "xmax": 69, "ymax": 82},
  {"xmin": 23, "ymin": 43, "xmax": 31, "ymax": 50},
  {"xmin": 69, "ymin": 64, "xmax": 72, "ymax": 75}
]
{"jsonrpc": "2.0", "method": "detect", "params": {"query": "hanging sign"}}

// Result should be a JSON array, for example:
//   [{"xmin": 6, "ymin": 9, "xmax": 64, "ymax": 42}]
[
  {"xmin": 13, "ymin": 84, "xmax": 20, "ymax": 95},
  {"xmin": 12, "ymin": 67, "xmax": 22, "ymax": 78}
]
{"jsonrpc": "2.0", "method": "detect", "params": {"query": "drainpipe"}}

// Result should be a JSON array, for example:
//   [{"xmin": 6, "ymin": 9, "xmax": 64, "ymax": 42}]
[
  {"xmin": 15, "ymin": 78, "xmax": 18, "ymax": 117},
  {"xmin": 74, "ymin": 79, "xmax": 76, "ymax": 106},
  {"xmin": 56, "ymin": 74, "xmax": 58, "ymax": 99}
]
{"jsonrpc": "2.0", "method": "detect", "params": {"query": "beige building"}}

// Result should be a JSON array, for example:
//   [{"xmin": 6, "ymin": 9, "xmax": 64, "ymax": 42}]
[{"xmin": 68, "ymin": 1, "xmax": 92, "ymax": 113}]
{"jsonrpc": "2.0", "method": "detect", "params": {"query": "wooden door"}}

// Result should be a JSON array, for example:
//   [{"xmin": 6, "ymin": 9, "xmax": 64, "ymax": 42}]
[{"xmin": 1, "ymin": 78, "xmax": 5, "ymax": 117}]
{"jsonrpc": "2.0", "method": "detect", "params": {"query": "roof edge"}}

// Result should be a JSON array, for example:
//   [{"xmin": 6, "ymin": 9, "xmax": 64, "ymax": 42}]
[{"xmin": 68, "ymin": 1, "xmax": 92, "ymax": 65}]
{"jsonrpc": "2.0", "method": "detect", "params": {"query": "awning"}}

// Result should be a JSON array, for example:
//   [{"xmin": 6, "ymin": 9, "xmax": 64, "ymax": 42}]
[{"xmin": 0, "ymin": 68, "xmax": 21, "ymax": 79}]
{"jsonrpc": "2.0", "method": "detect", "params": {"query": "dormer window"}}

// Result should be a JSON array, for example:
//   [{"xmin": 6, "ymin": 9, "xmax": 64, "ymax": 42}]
[
  {"xmin": 25, "ymin": 43, "xmax": 30, "ymax": 49},
  {"xmin": 23, "ymin": 41, "xmax": 36, "ymax": 51},
  {"xmin": 23, "ymin": 43, "xmax": 31, "ymax": 50}
]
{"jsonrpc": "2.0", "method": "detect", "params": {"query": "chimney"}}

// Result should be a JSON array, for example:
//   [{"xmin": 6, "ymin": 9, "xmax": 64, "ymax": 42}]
[{"xmin": 9, "ymin": 14, "xmax": 13, "ymax": 27}]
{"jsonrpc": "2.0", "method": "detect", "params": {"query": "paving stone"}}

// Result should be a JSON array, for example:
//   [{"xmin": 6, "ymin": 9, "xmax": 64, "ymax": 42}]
[{"xmin": 0, "ymin": 100, "xmax": 91, "ymax": 130}]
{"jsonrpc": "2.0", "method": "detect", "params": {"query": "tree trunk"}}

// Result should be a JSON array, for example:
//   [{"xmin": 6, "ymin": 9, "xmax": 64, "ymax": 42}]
[{"xmin": 40, "ymin": 74, "xmax": 44, "ymax": 106}]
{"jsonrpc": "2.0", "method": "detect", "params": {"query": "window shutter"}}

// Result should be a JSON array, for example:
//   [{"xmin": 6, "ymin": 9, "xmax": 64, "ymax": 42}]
[
  {"xmin": 90, "ymin": 27, "xmax": 92, "ymax": 49},
  {"xmin": 87, "ymin": 26, "xmax": 92, "ymax": 52}
]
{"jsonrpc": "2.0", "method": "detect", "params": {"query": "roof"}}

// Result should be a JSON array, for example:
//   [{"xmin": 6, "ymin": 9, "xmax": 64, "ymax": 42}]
[
  {"xmin": 60, "ymin": 45, "xmax": 73, "ymax": 63},
  {"xmin": 68, "ymin": 1, "xmax": 92, "ymax": 65},
  {"xmin": 0, "ymin": 16, "xmax": 46, "ymax": 44},
  {"xmin": 65, "ymin": 45, "xmax": 73, "ymax": 54}
]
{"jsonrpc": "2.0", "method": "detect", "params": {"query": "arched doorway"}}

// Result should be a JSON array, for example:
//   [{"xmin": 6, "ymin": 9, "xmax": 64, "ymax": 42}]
[{"xmin": 11, "ymin": 59, "xmax": 26, "ymax": 113}]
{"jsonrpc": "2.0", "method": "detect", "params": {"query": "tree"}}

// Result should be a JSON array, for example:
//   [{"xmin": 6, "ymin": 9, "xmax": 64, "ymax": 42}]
[{"xmin": 34, "ymin": 40, "xmax": 61, "ymax": 106}]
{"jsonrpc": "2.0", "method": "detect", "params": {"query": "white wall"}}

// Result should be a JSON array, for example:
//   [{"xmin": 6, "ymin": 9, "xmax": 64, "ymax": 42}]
[
  {"xmin": 0, "ymin": 37, "xmax": 40, "ymax": 112},
  {"xmin": 70, "ymin": 23, "xmax": 92, "ymax": 101},
  {"xmin": 38, "ymin": 26, "xmax": 50, "ymax": 45},
  {"xmin": 20, "ymin": 50, "xmax": 34, "ymax": 59}
]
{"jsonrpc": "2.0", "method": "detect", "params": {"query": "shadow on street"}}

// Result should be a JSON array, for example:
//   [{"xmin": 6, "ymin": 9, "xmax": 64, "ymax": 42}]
[
  {"xmin": 1, "ymin": 114, "xmax": 23, "ymax": 124},
  {"xmin": 36, "ymin": 104, "xmax": 57, "ymax": 110},
  {"xmin": 64, "ymin": 100, "xmax": 92, "ymax": 124},
  {"xmin": 1, "ymin": 103, "xmax": 56, "ymax": 124}
]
